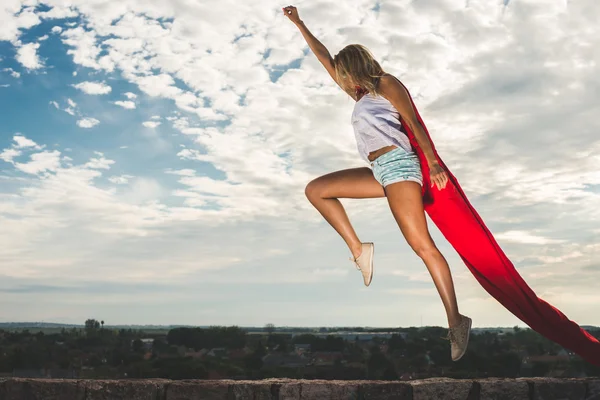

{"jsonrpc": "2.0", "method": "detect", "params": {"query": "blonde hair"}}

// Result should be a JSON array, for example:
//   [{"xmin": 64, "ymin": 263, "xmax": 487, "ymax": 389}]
[{"xmin": 332, "ymin": 44, "xmax": 386, "ymax": 99}]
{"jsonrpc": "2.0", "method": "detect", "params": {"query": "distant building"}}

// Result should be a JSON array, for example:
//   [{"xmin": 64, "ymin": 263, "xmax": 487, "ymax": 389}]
[
  {"xmin": 141, "ymin": 338, "xmax": 154, "ymax": 349},
  {"xmin": 470, "ymin": 328, "xmax": 514, "ymax": 336},
  {"xmin": 291, "ymin": 331, "xmax": 401, "ymax": 341},
  {"xmin": 130, "ymin": 338, "xmax": 155, "ymax": 351},
  {"xmin": 262, "ymin": 353, "xmax": 307, "ymax": 368},
  {"xmin": 184, "ymin": 349, "xmax": 206, "ymax": 359},
  {"xmin": 294, "ymin": 344, "xmax": 311, "ymax": 356},
  {"xmin": 311, "ymin": 351, "xmax": 343, "ymax": 366},
  {"xmin": 207, "ymin": 348, "xmax": 228, "ymax": 358},
  {"xmin": 228, "ymin": 348, "xmax": 248, "ymax": 360},
  {"xmin": 12, "ymin": 369, "xmax": 44, "ymax": 378},
  {"xmin": 522, "ymin": 354, "xmax": 570, "ymax": 364}
]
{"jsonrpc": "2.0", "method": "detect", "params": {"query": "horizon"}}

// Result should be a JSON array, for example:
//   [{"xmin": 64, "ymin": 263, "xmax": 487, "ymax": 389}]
[
  {"xmin": 1, "ymin": 321, "xmax": 599, "ymax": 331},
  {"xmin": 1, "ymin": 0, "xmax": 599, "ymax": 328}
]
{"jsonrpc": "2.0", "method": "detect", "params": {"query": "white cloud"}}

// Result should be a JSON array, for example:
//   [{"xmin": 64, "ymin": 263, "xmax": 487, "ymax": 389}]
[
  {"xmin": 61, "ymin": 26, "xmax": 115, "ymax": 72},
  {"xmin": 109, "ymin": 175, "xmax": 134, "ymax": 184},
  {"xmin": 142, "ymin": 121, "xmax": 161, "ymax": 128},
  {"xmin": 51, "ymin": 26, "xmax": 63, "ymax": 34},
  {"xmin": 0, "ymin": 148, "xmax": 21, "ymax": 164},
  {"xmin": 13, "ymin": 135, "xmax": 41, "ymax": 149},
  {"xmin": 38, "ymin": 34, "xmax": 49, "ymax": 41},
  {"xmin": 72, "ymin": 81, "xmax": 112, "ymax": 95},
  {"xmin": 0, "ymin": 5, "xmax": 41, "ymax": 43},
  {"xmin": 85, "ymin": 153, "xmax": 114, "ymax": 169},
  {"xmin": 15, "ymin": 150, "xmax": 61, "ymax": 175},
  {"xmin": 77, "ymin": 117, "xmax": 100, "ymax": 128},
  {"xmin": 3, "ymin": 68, "xmax": 20, "ymax": 78},
  {"xmin": 16, "ymin": 42, "xmax": 43, "ymax": 70},
  {"xmin": 0, "ymin": 135, "xmax": 42, "ymax": 164},
  {"xmin": 51, "ymin": 99, "xmax": 78, "ymax": 116},
  {"xmin": 124, "ymin": 92, "xmax": 137, "ymax": 99},
  {"xmin": 166, "ymin": 169, "xmax": 196, "ymax": 176},
  {"xmin": 1, "ymin": 0, "xmax": 600, "ymax": 328},
  {"xmin": 496, "ymin": 230, "xmax": 565, "ymax": 245},
  {"xmin": 114, "ymin": 100, "xmax": 136, "ymax": 109}
]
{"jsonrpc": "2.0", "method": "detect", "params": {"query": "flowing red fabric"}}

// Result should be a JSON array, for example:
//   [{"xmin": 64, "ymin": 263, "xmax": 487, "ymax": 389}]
[{"xmin": 393, "ymin": 78, "xmax": 600, "ymax": 365}]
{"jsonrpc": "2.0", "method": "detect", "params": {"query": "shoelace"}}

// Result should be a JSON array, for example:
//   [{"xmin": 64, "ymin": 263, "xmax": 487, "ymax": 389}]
[
  {"xmin": 442, "ymin": 330, "xmax": 456, "ymax": 342},
  {"xmin": 441, "ymin": 318, "xmax": 465, "ymax": 342}
]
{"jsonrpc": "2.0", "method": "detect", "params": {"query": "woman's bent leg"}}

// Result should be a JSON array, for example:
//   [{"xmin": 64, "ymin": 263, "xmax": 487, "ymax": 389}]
[{"xmin": 305, "ymin": 167, "xmax": 385, "ymax": 258}]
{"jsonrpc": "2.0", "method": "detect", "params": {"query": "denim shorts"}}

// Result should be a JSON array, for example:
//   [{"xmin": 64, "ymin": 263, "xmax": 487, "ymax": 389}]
[{"xmin": 370, "ymin": 147, "xmax": 423, "ymax": 187}]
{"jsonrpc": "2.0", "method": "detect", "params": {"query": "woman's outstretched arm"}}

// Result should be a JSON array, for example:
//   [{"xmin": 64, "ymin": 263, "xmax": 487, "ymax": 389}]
[{"xmin": 283, "ymin": 6, "xmax": 355, "ymax": 99}]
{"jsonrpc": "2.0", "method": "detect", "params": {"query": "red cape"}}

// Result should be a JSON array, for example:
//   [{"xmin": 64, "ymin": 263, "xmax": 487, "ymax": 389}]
[{"xmin": 394, "ymin": 78, "xmax": 600, "ymax": 365}]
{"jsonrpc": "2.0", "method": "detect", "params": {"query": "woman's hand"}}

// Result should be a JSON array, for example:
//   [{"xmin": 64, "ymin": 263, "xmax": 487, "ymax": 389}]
[
  {"xmin": 282, "ymin": 5, "xmax": 302, "ymax": 25},
  {"xmin": 428, "ymin": 161, "xmax": 449, "ymax": 190}
]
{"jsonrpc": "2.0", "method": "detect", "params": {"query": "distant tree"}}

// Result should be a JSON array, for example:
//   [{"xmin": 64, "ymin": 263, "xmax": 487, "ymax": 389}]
[
  {"xmin": 264, "ymin": 323, "xmax": 275, "ymax": 334},
  {"xmin": 85, "ymin": 319, "xmax": 101, "ymax": 337},
  {"xmin": 101, "ymin": 321, "xmax": 104, "ymax": 329},
  {"xmin": 531, "ymin": 361, "xmax": 550, "ymax": 377},
  {"xmin": 132, "ymin": 339, "xmax": 144, "ymax": 353},
  {"xmin": 382, "ymin": 365, "xmax": 399, "ymax": 380},
  {"xmin": 244, "ymin": 340, "xmax": 266, "ymax": 375}
]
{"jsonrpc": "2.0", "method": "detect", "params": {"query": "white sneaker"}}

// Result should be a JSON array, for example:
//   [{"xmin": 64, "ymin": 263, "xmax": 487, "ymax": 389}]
[{"xmin": 349, "ymin": 242, "xmax": 374, "ymax": 286}]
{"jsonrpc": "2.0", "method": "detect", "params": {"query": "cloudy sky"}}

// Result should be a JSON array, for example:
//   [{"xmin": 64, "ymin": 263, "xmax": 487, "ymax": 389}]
[{"xmin": 0, "ymin": 0, "xmax": 598, "ymax": 329}]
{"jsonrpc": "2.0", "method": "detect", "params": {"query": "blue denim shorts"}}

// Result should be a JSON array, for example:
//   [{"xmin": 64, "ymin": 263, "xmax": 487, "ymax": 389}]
[{"xmin": 370, "ymin": 147, "xmax": 423, "ymax": 187}]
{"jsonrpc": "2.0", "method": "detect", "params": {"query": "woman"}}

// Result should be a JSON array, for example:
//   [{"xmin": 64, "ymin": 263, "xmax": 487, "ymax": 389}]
[{"xmin": 283, "ymin": 5, "xmax": 471, "ymax": 362}]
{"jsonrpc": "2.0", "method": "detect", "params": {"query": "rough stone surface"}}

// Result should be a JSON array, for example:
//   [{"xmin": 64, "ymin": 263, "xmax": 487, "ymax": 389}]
[
  {"xmin": 83, "ymin": 379, "xmax": 166, "ymax": 400},
  {"xmin": 358, "ymin": 381, "xmax": 412, "ymax": 399},
  {"xmin": 530, "ymin": 378, "xmax": 587, "ymax": 400},
  {"xmin": 299, "ymin": 379, "xmax": 359, "ymax": 400},
  {"xmin": 278, "ymin": 380, "xmax": 301, "ymax": 399},
  {"xmin": 588, "ymin": 379, "xmax": 600, "ymax": 400},
  {"xmin": 165, "ymin": 380, "xmax": 231, "ymax": 400},
  {"xmin": 411, "ymin": 378, "xmax": 473, "ymax": 400},
  {"xmin": 0, "ymin": 377, "xmax": 600, "ymax": 400},
  {"xmin": 231, "ymin": 380, "xmax": 273, "ymax": 400},
  {"xmin": 1, "ymin": 379, "xmax": 84, "ymax": 400},
  {"xmin": 478, "ymin": 378, "xmax": 530, "ymax": 400}
]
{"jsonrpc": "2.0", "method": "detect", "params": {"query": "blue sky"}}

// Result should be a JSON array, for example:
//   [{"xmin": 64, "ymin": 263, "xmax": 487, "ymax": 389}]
[{"xmin": 1, "ymin": 0, "xmax": 599, "ymax": 328}]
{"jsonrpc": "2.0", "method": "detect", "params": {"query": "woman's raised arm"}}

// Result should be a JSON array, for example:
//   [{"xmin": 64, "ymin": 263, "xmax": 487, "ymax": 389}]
[{"xmin": 283, "ymin": 6, "xmax": 355, "ymax": 100}]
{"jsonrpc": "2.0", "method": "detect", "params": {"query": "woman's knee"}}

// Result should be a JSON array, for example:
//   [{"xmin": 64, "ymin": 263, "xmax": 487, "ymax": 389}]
[
  {"xmin": 409, "ymin": 239, "xmax": 438, "ymax": 260},
  {"xmin": 305, "ymin": 179, "xmax": 324, "ymax": 201}
]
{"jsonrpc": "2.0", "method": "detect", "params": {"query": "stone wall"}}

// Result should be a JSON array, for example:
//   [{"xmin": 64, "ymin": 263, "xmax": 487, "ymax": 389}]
[{"xmin": 1, "ymin": 377, "xmax": 599, "ymax": 399}]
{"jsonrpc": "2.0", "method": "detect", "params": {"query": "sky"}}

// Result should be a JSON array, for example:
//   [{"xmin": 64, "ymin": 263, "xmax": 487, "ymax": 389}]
[{"xmin": 0, "ymin": 0, "xmax": 599, "ymax": 329}]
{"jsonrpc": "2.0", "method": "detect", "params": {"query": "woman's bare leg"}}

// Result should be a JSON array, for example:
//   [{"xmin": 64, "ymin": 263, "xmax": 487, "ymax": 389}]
[
  {"xmin": 384, "ymin": 181, "xmax": 462, "ymax": 328},
  {"xmin": 305, "ymin": 167, "xmax": 385, "ymax": 259}
]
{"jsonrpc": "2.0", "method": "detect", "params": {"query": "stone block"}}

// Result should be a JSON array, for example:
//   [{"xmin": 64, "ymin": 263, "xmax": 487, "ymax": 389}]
[
  {"xmin": 82, "ymin": 379, "xmax": 165, "ymax": 400},
  {"xmin": 290, "ymin": 379, "xmax": 359, "ymax": 400},
  {"xmin": 411, "ymin": 378, "xmax": 473, "ymax": 400},
  {"xmin": 358, "ymin": 381, "xmax": 411, "ymax": 400},
  {"xmin": 587, "ymin": 379, "xmax": 600, "ymax": 400},
  {"xmin": 530, "ymin": 378, "xmax": 586, "ymax": 400},
  {"xmin": 231, "ymin": 380, "xmax": 274, "ymax": 399},
  {"xmin": 478, "ymin": 378, "xmax": 529, "ymax": 400},
  {"xmin": 165, "ymin": 380, "xmax": 231, "ymax": 400},
  {"xmin": 0, "ymin": 378, "xmax": 84, "ymax": 400},
  {"xmin": 278, "ymin": 380, "xmax": 301, "ymax": 399}
]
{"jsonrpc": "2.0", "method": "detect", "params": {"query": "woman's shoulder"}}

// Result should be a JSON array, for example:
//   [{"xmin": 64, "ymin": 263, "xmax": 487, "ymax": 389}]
[{"xmin": 378, "ymin": 72, "xmax": 400, "ymax": 85}]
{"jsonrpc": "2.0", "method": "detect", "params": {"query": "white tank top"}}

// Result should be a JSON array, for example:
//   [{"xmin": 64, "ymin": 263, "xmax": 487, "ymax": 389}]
[{"xmin": 351, "ymin": 90, "xmax": 413, "ymax": 163}]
